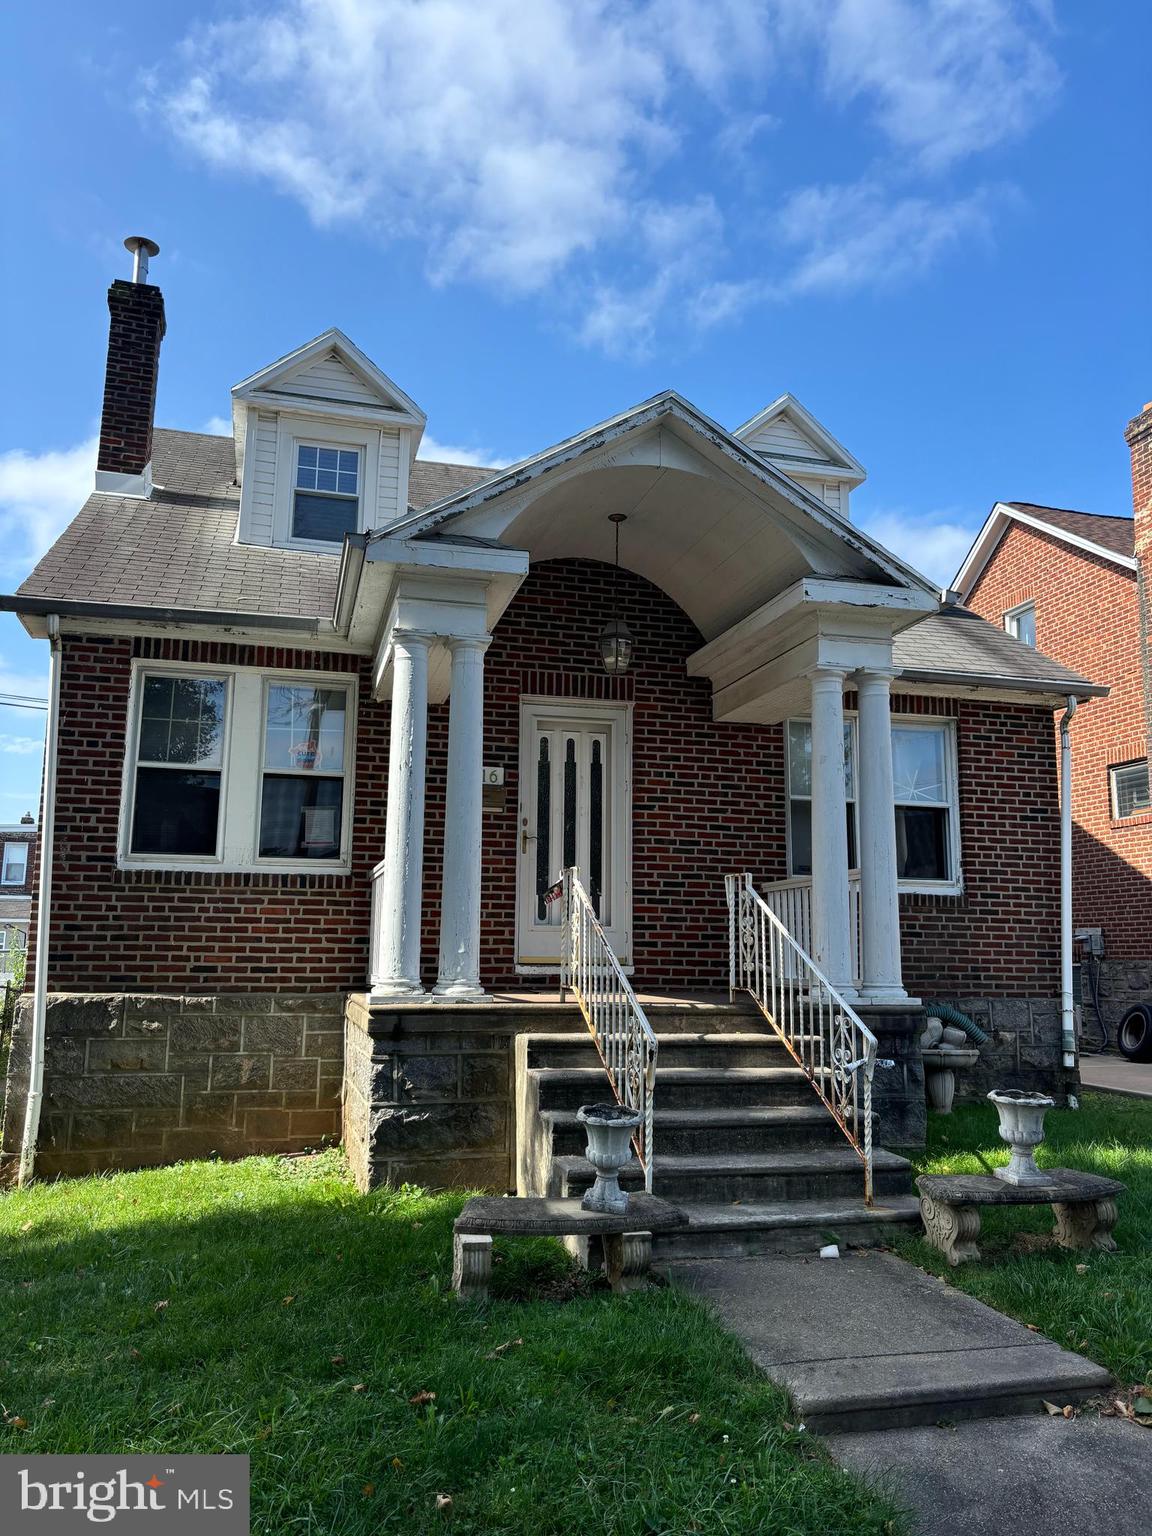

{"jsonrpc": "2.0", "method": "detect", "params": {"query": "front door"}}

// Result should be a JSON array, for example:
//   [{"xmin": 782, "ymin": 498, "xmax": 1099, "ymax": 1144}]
[{"xmin": 516, "ymin": 699, "xmax": 631, "ymax": 966}]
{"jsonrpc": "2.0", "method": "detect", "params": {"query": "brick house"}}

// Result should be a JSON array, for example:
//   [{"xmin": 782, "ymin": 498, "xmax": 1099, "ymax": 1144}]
[
  {"xmin": 1, "ymin": 815, "xmax": 36, "ymax": 979},
  {"xmin": 0, "ymin": 244, "xmax": 1104, "ymax": 1247},
  {"xmin": 954, "ymin": 407, "xmax": 1152, "ymax": 1051}
]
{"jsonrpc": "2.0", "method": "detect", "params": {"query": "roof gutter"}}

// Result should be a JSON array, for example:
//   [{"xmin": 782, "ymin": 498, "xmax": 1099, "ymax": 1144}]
[
  {"xmin": 897, "ymin": 667, "xmax": 1108, "ymax": 701},
  {"xmin": 0, "ymin": 594, "xmax": 339, "ymax": 635}
]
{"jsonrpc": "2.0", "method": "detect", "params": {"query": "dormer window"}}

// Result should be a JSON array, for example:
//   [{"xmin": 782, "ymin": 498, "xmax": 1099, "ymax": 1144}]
[{"xmin": 293, "ymin": 444, "xmax": 360, "ymax": 543}]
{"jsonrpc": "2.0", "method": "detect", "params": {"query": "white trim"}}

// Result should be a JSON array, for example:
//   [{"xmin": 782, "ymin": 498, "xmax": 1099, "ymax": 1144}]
[
  {"xmin": 732, "ymin": 393, "xmax": 866, "ymax": 482},
  {"xmin": 785, "ymin": 711, "xmax": 963, "ymax": 895},
  {"xmin": 1, "ymin": 841, "xmax": 29, "ymax": 885},
  {"xmin": 1003, "ymin": 599, "xmax": 1037, "ymax": 645},
  {"xmin": 232, "ymin": 328, "xmax": 426, "ymax": 428},
  {"xmin": 94, "ymin": 463, "xmax": 153, "ymax": 499},
  {"xmin": 118, "ymin": 658, "xmax": 357, "ymax": 874},
  {"xmin": 953, "ymin": 502, "xmax": 1136, "ymax": 600},
  {"xmin": 1109, "ymin": 757, "xmax": 1151, "ymax": 821},
  {"xmin": 515, "ymin": 696, "xmax": 633, "ymax": 966},
  {"xmin": 274, "ymin": 418, "xmax": 380, "ymax": 552}
]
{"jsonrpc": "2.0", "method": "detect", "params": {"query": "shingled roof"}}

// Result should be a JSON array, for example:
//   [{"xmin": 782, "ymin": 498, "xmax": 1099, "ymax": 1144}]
[
  {"xmin": 894, "ymin": 603, "xmax": 1102, "ymax": 695},
  {"xmin": 16, "ymin": 431, "xmax": 496, "ymax": 620},
  {"xmin": 1003, "ymin": 503, "xmax": 1135, "ymax": 559},
  {"xmin": 10, "ymin": 429, "xmax": 1101, "ymax": 698}
]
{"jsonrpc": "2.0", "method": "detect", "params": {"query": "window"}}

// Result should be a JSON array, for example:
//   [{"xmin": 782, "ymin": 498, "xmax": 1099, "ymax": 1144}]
[
  {"xmin": 122, "ymin": 664, "xmax": 355, "ymax": 871},
  {"xmin": 260, "ymin": 684, "xmax": 348, "ymax": 859},
  {"xmin": 1004, "ymin": 602, "xmax": 1037, "ymax": 647},
  {"xmin": 130, "ymin": 675, "xmax": 227, "ymax": 856},
  {"xmin": 2, "ymin": 841, "xmax": 28, "ymax": 885},
  {"xmin": 1110, "ymin": 759, "xmax": 1151, "ymax": 820},
  {"xmin": 786, "ymin": 716, "xmax": 959, "ymax": 887},
  {"xmin": 292, "ymin": 444, "xmax": 360, "ymax": 543},
  {"xmin": 892, "ymin": 723, "xmax": 955, "ymax": 882},
  {"xmin": 786, "ymin": 719, "xmax": 856, "ymax": 876}
]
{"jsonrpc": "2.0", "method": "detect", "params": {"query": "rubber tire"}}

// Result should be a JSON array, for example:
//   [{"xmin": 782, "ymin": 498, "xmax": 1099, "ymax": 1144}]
[{"xmin": 1117, "ymin": 1003, "xmax": 1152, "ymax": 1062}]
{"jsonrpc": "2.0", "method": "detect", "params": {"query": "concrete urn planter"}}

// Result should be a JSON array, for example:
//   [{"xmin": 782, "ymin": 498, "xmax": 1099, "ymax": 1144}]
[
  {"xmin": 920, "ymin": 1017, "xmax": 979, "ymax": 1115},
  {"xmin": 577, "ymin": 1102, "xmax": 642, "ymax": 1215},
  {"xmin": 988, "ymin": 1088, "xmax": 1055, "ymax": 1185}
]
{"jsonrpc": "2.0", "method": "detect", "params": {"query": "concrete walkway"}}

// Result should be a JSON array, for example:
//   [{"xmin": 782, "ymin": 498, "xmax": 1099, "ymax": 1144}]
[
  {"xmin": 670, "ymin": 1251, "xmax": 1145, "ymax": 1536},
  {"xmin": 1080, "ymin": 1053, "xmax": 1152, "ymax": 1098},
  {"xmin": 829, "ymin": 1415, "xmax": 1152, "ymax": 1536},
  {"xmin": 673, "ymin": 1251, "xmax": 1109, "ymax": 1432}
]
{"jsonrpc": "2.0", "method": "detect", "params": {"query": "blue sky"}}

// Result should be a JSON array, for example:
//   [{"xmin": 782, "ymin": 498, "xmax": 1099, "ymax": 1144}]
[{"xmin": 1, "ymin": 0, "xmax": 1149, "ymax": 816}]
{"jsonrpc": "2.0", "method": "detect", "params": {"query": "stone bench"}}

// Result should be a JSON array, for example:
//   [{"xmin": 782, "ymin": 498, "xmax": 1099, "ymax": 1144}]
[
  {"xmin": 452, "ymin": 1194, "xmax": 686, "ymax": 1300},
  {"xmin": 916, "ymin": 1170, "xmax": 1125, "ymax": 1266}
]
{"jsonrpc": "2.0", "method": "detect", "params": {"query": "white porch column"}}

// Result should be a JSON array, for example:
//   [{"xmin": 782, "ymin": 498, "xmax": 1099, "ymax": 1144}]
[
  {"xmin": 809, "ymin": 667, "xmax": 855, "ymax": 996},
  {"xmin": 856, "ymin": 668, "xmax": 906, "ymax": 1002},
  {"xmin": 434, "ymin": 635, "xmax": 491, "ymax": 1001},
  {"xmin": 371, "ymin": 632, "xmax": 432, "ymax": 999}
]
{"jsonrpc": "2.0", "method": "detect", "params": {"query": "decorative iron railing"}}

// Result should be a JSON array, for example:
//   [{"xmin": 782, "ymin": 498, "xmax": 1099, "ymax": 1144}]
[
  {"xmin": 726, "ymin": 872, "xmax": 879, "ymax": 1204},
  {"xmin": 760, "ymin": 875, "xmax": 862, "ymax": 987},
  {"xmin": 560, "ymin": 867, "xmax": 658, "ymax": 1191}
]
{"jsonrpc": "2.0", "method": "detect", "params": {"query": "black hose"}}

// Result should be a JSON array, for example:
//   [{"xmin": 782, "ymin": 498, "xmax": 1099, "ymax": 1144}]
[{"xmin": 1078, "ymin": 950, "xmax": 1110, "ymax": 1054}]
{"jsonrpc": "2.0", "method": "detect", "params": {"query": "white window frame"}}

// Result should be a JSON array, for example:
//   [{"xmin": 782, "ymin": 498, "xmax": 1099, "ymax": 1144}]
[
  {"xmin": 1003, "ymin": 600, "xmax": 1037, "ymax": 647},
  {"xmin": 273, "ymin": 417, "xmax": 379, "ymax": 552},
  {"xmin": 1109, "ymin": 758, "xmax": 1151, "ymax": 821},
  {"xmin": 2, "ymin": 841, "xmax": 28, "ymax": 885},
  {"xmin": 785, "ymin": 714, "xmax": 962, "ymax": 895},
  {"xmin": 119, "ymin": 659, "xmax": 357, "ymax": 874}
]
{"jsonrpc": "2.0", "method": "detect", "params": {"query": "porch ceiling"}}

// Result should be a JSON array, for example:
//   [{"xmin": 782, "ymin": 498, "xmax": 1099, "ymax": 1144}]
[{"xmin": 410, "ymin": 413, "xmax": 923, "ymax": 643}]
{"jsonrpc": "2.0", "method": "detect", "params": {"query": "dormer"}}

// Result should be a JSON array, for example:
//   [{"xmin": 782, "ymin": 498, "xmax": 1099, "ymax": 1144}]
[
  {"xmin": 733, "ymin": 394, "xmax": 865, "ymax": 520},
  {"xmin": 231, "ymin": 330, "xmax": 426, "ymax": 551}
]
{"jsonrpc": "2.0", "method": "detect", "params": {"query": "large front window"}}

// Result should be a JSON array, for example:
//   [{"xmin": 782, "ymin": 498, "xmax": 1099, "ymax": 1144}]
[
  {"xmin": 292, "ymin": 444, "xmax": 360, "ymax": 543},
  {"xmin": 123, "ymin": 666, "xmax": 355, "ymax": 871},
  {"xmin": 786, "ymin": 715, "xmax": 959, "ymax": 887}
]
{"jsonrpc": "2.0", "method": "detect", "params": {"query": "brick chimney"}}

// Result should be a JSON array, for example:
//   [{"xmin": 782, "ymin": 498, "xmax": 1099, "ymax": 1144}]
[
  {"xmin": 95, "ymin": 236, "xmax": 164, "ymax": 497},
  {"xmin": 1126, "ymin": 400, "xmax": 1152, "ymax": 765}
]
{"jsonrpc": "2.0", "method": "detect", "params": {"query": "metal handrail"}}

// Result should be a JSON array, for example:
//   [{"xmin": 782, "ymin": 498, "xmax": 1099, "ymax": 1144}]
[
  {"xmin": 559, "ymin": 867, "xmax": 658, "ymax": 1191},
  {"xmin": 726, "ymin": 872, "xmax": 879, "ymax": 1204}
]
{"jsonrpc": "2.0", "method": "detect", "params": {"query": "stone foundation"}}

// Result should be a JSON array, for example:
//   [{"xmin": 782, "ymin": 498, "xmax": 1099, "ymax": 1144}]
[
  {"xmin": 343, "ymin": 993, "xmax": 539, "ymax": 1193},
  {"xmin": 1, "ymin": 992, "xmax": 344, "ymax": 1177},
  {"xmin": 856, "ymin": 1004, "xmax": 927, "ymax": 1148},
  {"xmin": 1082, "ymin": 958, "xmax": 1152, "ymax": 1047},
  {"xmin": 929, "ymin": 995, "xmax": 1071, "ymax": 1105}
]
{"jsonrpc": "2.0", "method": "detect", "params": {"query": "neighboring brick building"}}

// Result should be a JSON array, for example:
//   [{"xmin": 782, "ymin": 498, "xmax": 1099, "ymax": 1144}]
[
  {"xmin": 956, "ymin": 407, "xmax": 1152, "ymax": 1044},
  {"xmin": 1, "ymin": 242, "xmax": 1103, "ymax": 1185},
  {"xmin": 1, "ymin": 815, "xmax": 36, "ymax": 979}
]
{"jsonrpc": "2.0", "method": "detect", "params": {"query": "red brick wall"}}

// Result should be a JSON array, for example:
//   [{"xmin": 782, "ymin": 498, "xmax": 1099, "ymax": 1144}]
[
  {"xmin": 35, "ymin": 559, "xmax": 1062, "ymax": 998},
  {"xmin": 895, "ymin": 695, "xmax": 1061, "ymax": 996},
  {"xmin": 966, "ymin": 520, "xmax": 1152, "ymax": 960},
  {"xmin": 97, "ymin": 280, "xmax": 165, "ymax": 477},
  {"xmin": 34, "ymin": 637, "xmax": 385, "ymax": 993}
]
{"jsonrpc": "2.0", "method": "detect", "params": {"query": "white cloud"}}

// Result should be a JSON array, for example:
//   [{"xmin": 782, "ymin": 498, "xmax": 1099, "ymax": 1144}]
[
  {"xmin": 417, "ymin": 435, "xmax": 513, "ymax": 469},
  {"xmin": 200, "ymin": 415, "xmax": 232, "ymax": 436},
  {"xmin": 150, "ymin": 0, "xmax": 1059, "ymax": 351},
  {"xmin": 857, "ymin": 507, "xmax": 980, "ymax": 587},
  {"xmin": 0, "ymin": 735, "xmax": 43, "ymax": 756},
  {"xmin": 0, "ymin": 437, "xmax": 95, "ymax": 584},
  {"xmin": 777, "ymin": 181, "xmax": 995, "ymax": 295}
]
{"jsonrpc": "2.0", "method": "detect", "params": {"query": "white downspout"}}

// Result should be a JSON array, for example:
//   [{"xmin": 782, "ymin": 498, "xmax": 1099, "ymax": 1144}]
[
  {"xmin": 1059, "ymin": 694, "xmax": 1078, "ymax": 1074},
  {"xmin": 18, "ymin": 615, "xmax": 61, "ymax": 1187}
]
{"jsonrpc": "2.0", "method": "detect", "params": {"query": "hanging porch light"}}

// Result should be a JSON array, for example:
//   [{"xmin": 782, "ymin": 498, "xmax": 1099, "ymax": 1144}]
[{"xmin": 598, "ymin": 512, "xmax": 634, "ymax": 675}]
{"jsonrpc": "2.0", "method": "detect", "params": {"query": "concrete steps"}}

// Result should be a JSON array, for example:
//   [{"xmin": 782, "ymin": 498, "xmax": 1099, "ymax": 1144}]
[
  {"xmin": 543, "ymin": 1103, "xmax": 843, "ymax": 1157},
  {"xmin": 517, "ymin": 1023, "xmax": 917, "ymax": 1259},
  {"xmin": 555, "ymin": 1146, "xmax": 914, "ymax": 1205}
]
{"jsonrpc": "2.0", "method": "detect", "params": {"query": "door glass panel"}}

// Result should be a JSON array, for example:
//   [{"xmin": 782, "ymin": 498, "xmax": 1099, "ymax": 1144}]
[
  {"xmin": 535, "ymin": 736, "xmax": 551, "ymax": 920},
  {"xmin": 563, "ymin": 737, "xmax": 577, "ymax": 870},
  {"xmin": 589, "ymin": 738, "xmax": 603, "ymax": 917}
]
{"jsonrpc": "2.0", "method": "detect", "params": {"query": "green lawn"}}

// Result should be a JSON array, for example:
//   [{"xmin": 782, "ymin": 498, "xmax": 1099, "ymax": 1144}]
[
  {"xmin": 899, "ymin": 1090, "xmax": 1152, "ymax": 1385},
  {"xmin": 0, "ymin": 1151, "xmax": 902, "ymax": 1535}
]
